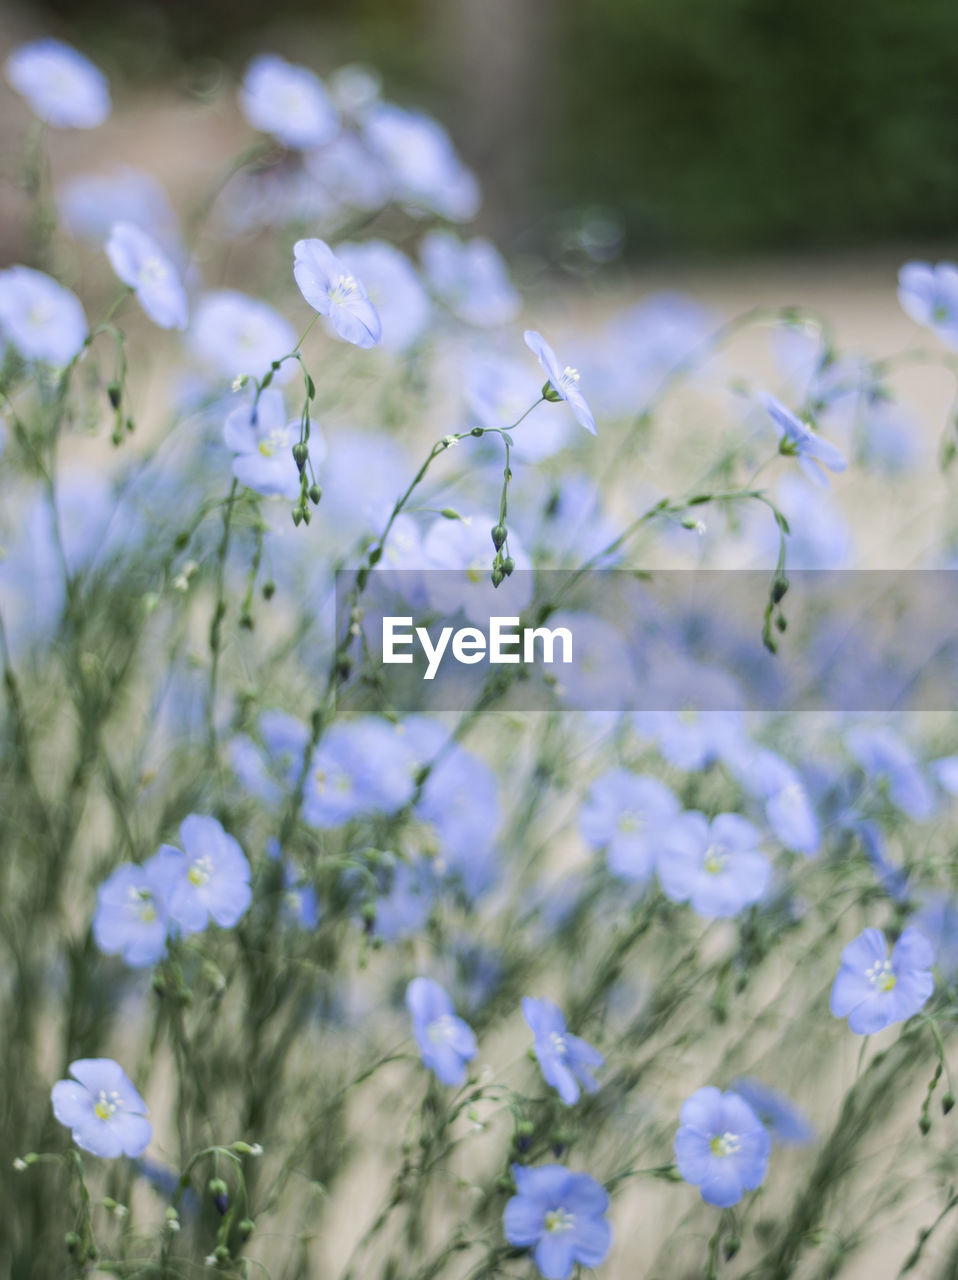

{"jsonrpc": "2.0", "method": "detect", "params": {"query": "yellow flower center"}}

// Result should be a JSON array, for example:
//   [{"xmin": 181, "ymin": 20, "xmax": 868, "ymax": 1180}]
[
  {"xmin": 545, "ymin": 1208, "xmax": 574, "ymax": 1234},
  {"xmin": 710, "ymin": 1131, "xmax": 740, "ymax": 1157},
  {"xmin": 188, "ymin": 855, "xmax": 213, "ymax": 887}
]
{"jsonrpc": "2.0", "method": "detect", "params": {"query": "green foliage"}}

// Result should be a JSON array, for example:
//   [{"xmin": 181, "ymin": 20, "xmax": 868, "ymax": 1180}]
[{"xmin": 556, "ymin": 0, "xmax": 958, "ymax": 253}]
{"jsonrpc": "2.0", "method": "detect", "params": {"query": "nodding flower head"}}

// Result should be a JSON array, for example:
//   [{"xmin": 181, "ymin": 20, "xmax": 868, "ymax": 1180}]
[{"xmin": 293, "ymin": 238, "xmax": 382, "ymax": 348}]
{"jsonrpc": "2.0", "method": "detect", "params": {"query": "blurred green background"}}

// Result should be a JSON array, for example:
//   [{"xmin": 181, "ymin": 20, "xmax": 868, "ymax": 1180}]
[{"xmin": 8, "ymin": 0, "xmax": 958, "ymax": 259}]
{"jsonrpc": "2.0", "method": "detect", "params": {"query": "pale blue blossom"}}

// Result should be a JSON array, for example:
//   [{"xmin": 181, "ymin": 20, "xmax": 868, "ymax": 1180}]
[
  {"xmin": 5, "ymin": 38, "xmax": 110, "ymax": 129},
  {"xmin": 106, "ymin": 222, "xmax": 188, "ymax": 330},
  {"xmin": 240, "ymin": 54, "xmax": 338, "ymax": 149}
]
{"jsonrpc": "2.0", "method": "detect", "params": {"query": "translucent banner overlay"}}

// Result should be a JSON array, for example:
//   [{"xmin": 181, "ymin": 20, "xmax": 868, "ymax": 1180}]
[{"xmin": 335, "ymin": 570, "xmax": 958, "ymax": 712}]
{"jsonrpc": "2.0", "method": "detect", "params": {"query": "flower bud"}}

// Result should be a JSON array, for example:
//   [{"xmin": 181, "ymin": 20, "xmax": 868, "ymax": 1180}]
[
  {"xmin": 491, "ymin": 524, "xmax": 507, "ymax": 550},
  {"xmin": 292, "ymin": 442, "xmax": 309, "ymax": 471},
  {"xmin": 309, "ymin": 484, "xmax": 322, "ymax": 505},
  {"xmin": 502, "ymin": 556, "xmax": 515, "ymax": 576}
]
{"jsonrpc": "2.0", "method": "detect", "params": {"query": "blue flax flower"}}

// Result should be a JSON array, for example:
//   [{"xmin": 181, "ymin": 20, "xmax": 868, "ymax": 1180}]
[
  {"xmin": 240, "ymin": 54, "xmax": 338, "ymax": 149},
  {"xmin": 0, "ymin": 266, "xmax": 87, "ymax": 366},
  {"xmin": 898, "ymin": 261, "xmax": 958, "ymax": 346},
  {"xmin": 674, "ymin": 1087, "xmax": 770, "ymax": 1207},
  {"xmin": 728, "ymin": 1077, "xmax": 813, "ymax": 1145},
  {"xmin": 524, "ymin": 330, "xmax": 597, "ymax": 435},
  {"xmin": 845, "ymin": 725, "xmax": 935, "ymax": 821},
  {"xmin": 830, "ymin": 926, "xmax": 934, "ymax": 1035},
  {"xmin": 406, "ymin": 977, "xmax": 477, "ymax": 1086},
  {"xmin": 335, "ymin": 240, "xmax": 430, "ymax": 351},
  {"xmin": 5, "ymin": 39, "xmax": 110, "ymax": 129},
  {"xmin": 93, "ymin": 853, "xmax": 182, "ymax": 967},
  {"xmin": 156, "ymin": 815, "xmax": 252, "ymax": 936},
  {"xmin": 503, "ymin": 1164, "xmax": 611, "ymax": 1280},
  {"xmin": 579, "ymin": 769, "xmax": 679, "ymax": 884},
  {"xmin": 224, "ymin": 388, "xmax": 303, "ymax": 500},
  {"xmin": 523, "ymin": 997, "xmax": 604, "ymax": 1105},
  {"xmin": 293, "ymin": 238, "xmax": 382, "ymax": 348},
  {"xmin": 363, "ymin": 102, "xmax": 480, "ymax": 221},
  {"xmin": 758, "ymin": 392, "xmax": 846, "ymax": 488},
  {"xmin": 421, "ymin": 229, "xmax": 520, "ymax": 327},
  {"xmin": 106, "ymin": 222, "xmax": 187, "ymax": 330},
  {"xmin": 658, "ymin": 812, "xmax": 770, "ymax": 918},
  {"xmin": 52, "ymin": 1059, "xmax": 151, "ymax": 1158},
  {"xmin": 191, "ymin": 291, "xmax": 297, "ymax": 383}
]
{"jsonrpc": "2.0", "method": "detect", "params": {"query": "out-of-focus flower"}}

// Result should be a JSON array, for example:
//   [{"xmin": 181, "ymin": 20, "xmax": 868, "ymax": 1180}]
[
  {"xmin": 579, "ymin": 769, "xmax": 680, "ymax": 883},
  {"xmin": 503, "ymin": 1164, "xmax": 611, "ymax": 1280},
  {"xmin": 304, "ymin": 133, "xmax": 392, "ymax": 212},
  {"xmin": 335, "ymin": 241, "xmax": 429, "ymax": 351},
  {"xmin": 52, "ymin": 1059, "xmax": 151, "ymax": 1157},
  {"xmin": 5, "ymin": 39, "xmax": 110, "ymax": 128},
  {"xmin": 191, "ymin": 291, "xmax": 297, "ymax": 383},
  {"xmin": 93, "ymin": 854, "xmax": 181, "ymax": 967},
  {"xmin": 523, "ymin": 997, "xmax": 604, "ymax": 1105},
  {"xmin": 845, "ymin": 725, "xmax": 935, "ymax": 821},
  {"xmin": 728, "ymin": 1077, "xmax": 813, "ymax": 1145},
  {"xmin": 758, "ymin": 392, "xmax": 846, "ymax": 488},
  {"xmin": 465, "ymin": 357, "xmax": 561, "ymax": 460},
  {"xmin": 830, "ymin": 926, "xmax": 934, "ymax": 1034},
  {"xmin": 106, "ymin": 223, "xmax": 188, "ymax": 330},
  {"xmin": 421, "ymin": 513, "xmax": 534, "ymax": 625},
  {"xmin": 675, "ymin": 1087, "xmax": 771, "ymax": 1207},
  {"xmin": 363, "ymin": 103, "xmax": 480, "ymax": 221},
  {"xmin": 293, "ymin": 239, "xmax": 382, "ymax": 348},
  {"xmin": 240, "ymin": 54, "xmax": 338, "ymax": 149},
  {"xmin": 524, "ymin": 331, "xmax": 596, "ymax": 435},
  {"xmin": 726, "ymin": 744, "xmax": 820, "ymax": 857},
  {"xmin": 912, "ymin": 892, "xmax": 958, "ymax": 982},
  {"xmin": 224, "ymin": 388, "xmax": 304, "ymax": 500},
  {"xmin": 155, "ymin": 816, "xmax": 252, "ymax": 935},
  {"xmin": 634, "ymin": 708, "xmax": 745, "ymax": 773},
  {"xmin": 898, "ymin": 261, "xmax": 958, "ymax": 346},
  {"xmin": 658, "ymin": 812, "xmax": 770, "ymax": 918},
  {"xmin": 303, "ymin": 718, "xmax": 418, "ymax": 828},
  {"xmin": 59, "ymin": 168, "xmax": 180, "ymax": 253},
  {"xmin": 406, "ymin": 977, "xmax": 477, "ymax": 1085},
  {"xmin": 421, "ymin": 230, "xmax": 520, "ymax": 327},
  {"xmin": 0, "ymin": 266, "xmax": 87, "ymax": 366}
]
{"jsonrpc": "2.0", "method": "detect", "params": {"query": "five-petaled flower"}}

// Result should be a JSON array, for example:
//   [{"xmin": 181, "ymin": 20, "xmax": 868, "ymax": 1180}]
[
  {"xmin": 579, "ymin": 769, "xmax": 680, "ymax": 884},
  {"xmin": 898, "ymin": 261, "xmax": 958, "ymax": 346},
  {"xmin": 0, "ymin": 265, "xmax": 87, "ymax": 366},
  {"xmin": 5, "ymin": 38, "xmax": 110, "ymax": 129},
  {"xmin": 522, "ymin": 997, "xmax": 604, "ymax": 1106},
  {"xmin": 293, "ymin": 238, "xmax": 382, "ymax": 348},
  {"xmin": 830, "ymin": 925, "xmax": 934, "ymax": 1035},
  {"xmin": 524, "ymin": 330, "xmax": 597, "ymax": 435},
  {"xmin": 674, "ymin": 1086, "xmax": 771, "ymax": 1207},
  {"xmin": 51, "ymin": 1059, "xmax": 151, "ymax": 1158},
  {"xmin": 240, "ymin": 53, "xmax": 339, "ymax": 150},
  {"xmin": 93, "ymin": 854, "xmax": 181, "ymax": 968},
  {"xmin": 658, "ymin": 811, "xmax": 770, "ymax": 918},
  {"xmin": 224, "ymin": 387, "xmax": 305, "ymax": 500},
  {"xmin": 155, "ymin": 815, "xmax": 252, "ymax": 936},
  {"xmin": 106, "ymin": 222, "xmax": 188, "ymax": 330},
  {"xmin": 406, "ymin": 977, "xmax": 477, "ymax": 1086},
  {"xmin": 503, "ymin": 1164, "xmax": 612, "ymax": 1280},
  {"xmin": 758, "ymin": 392, "xmax": 846, "ymax": 488}
]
